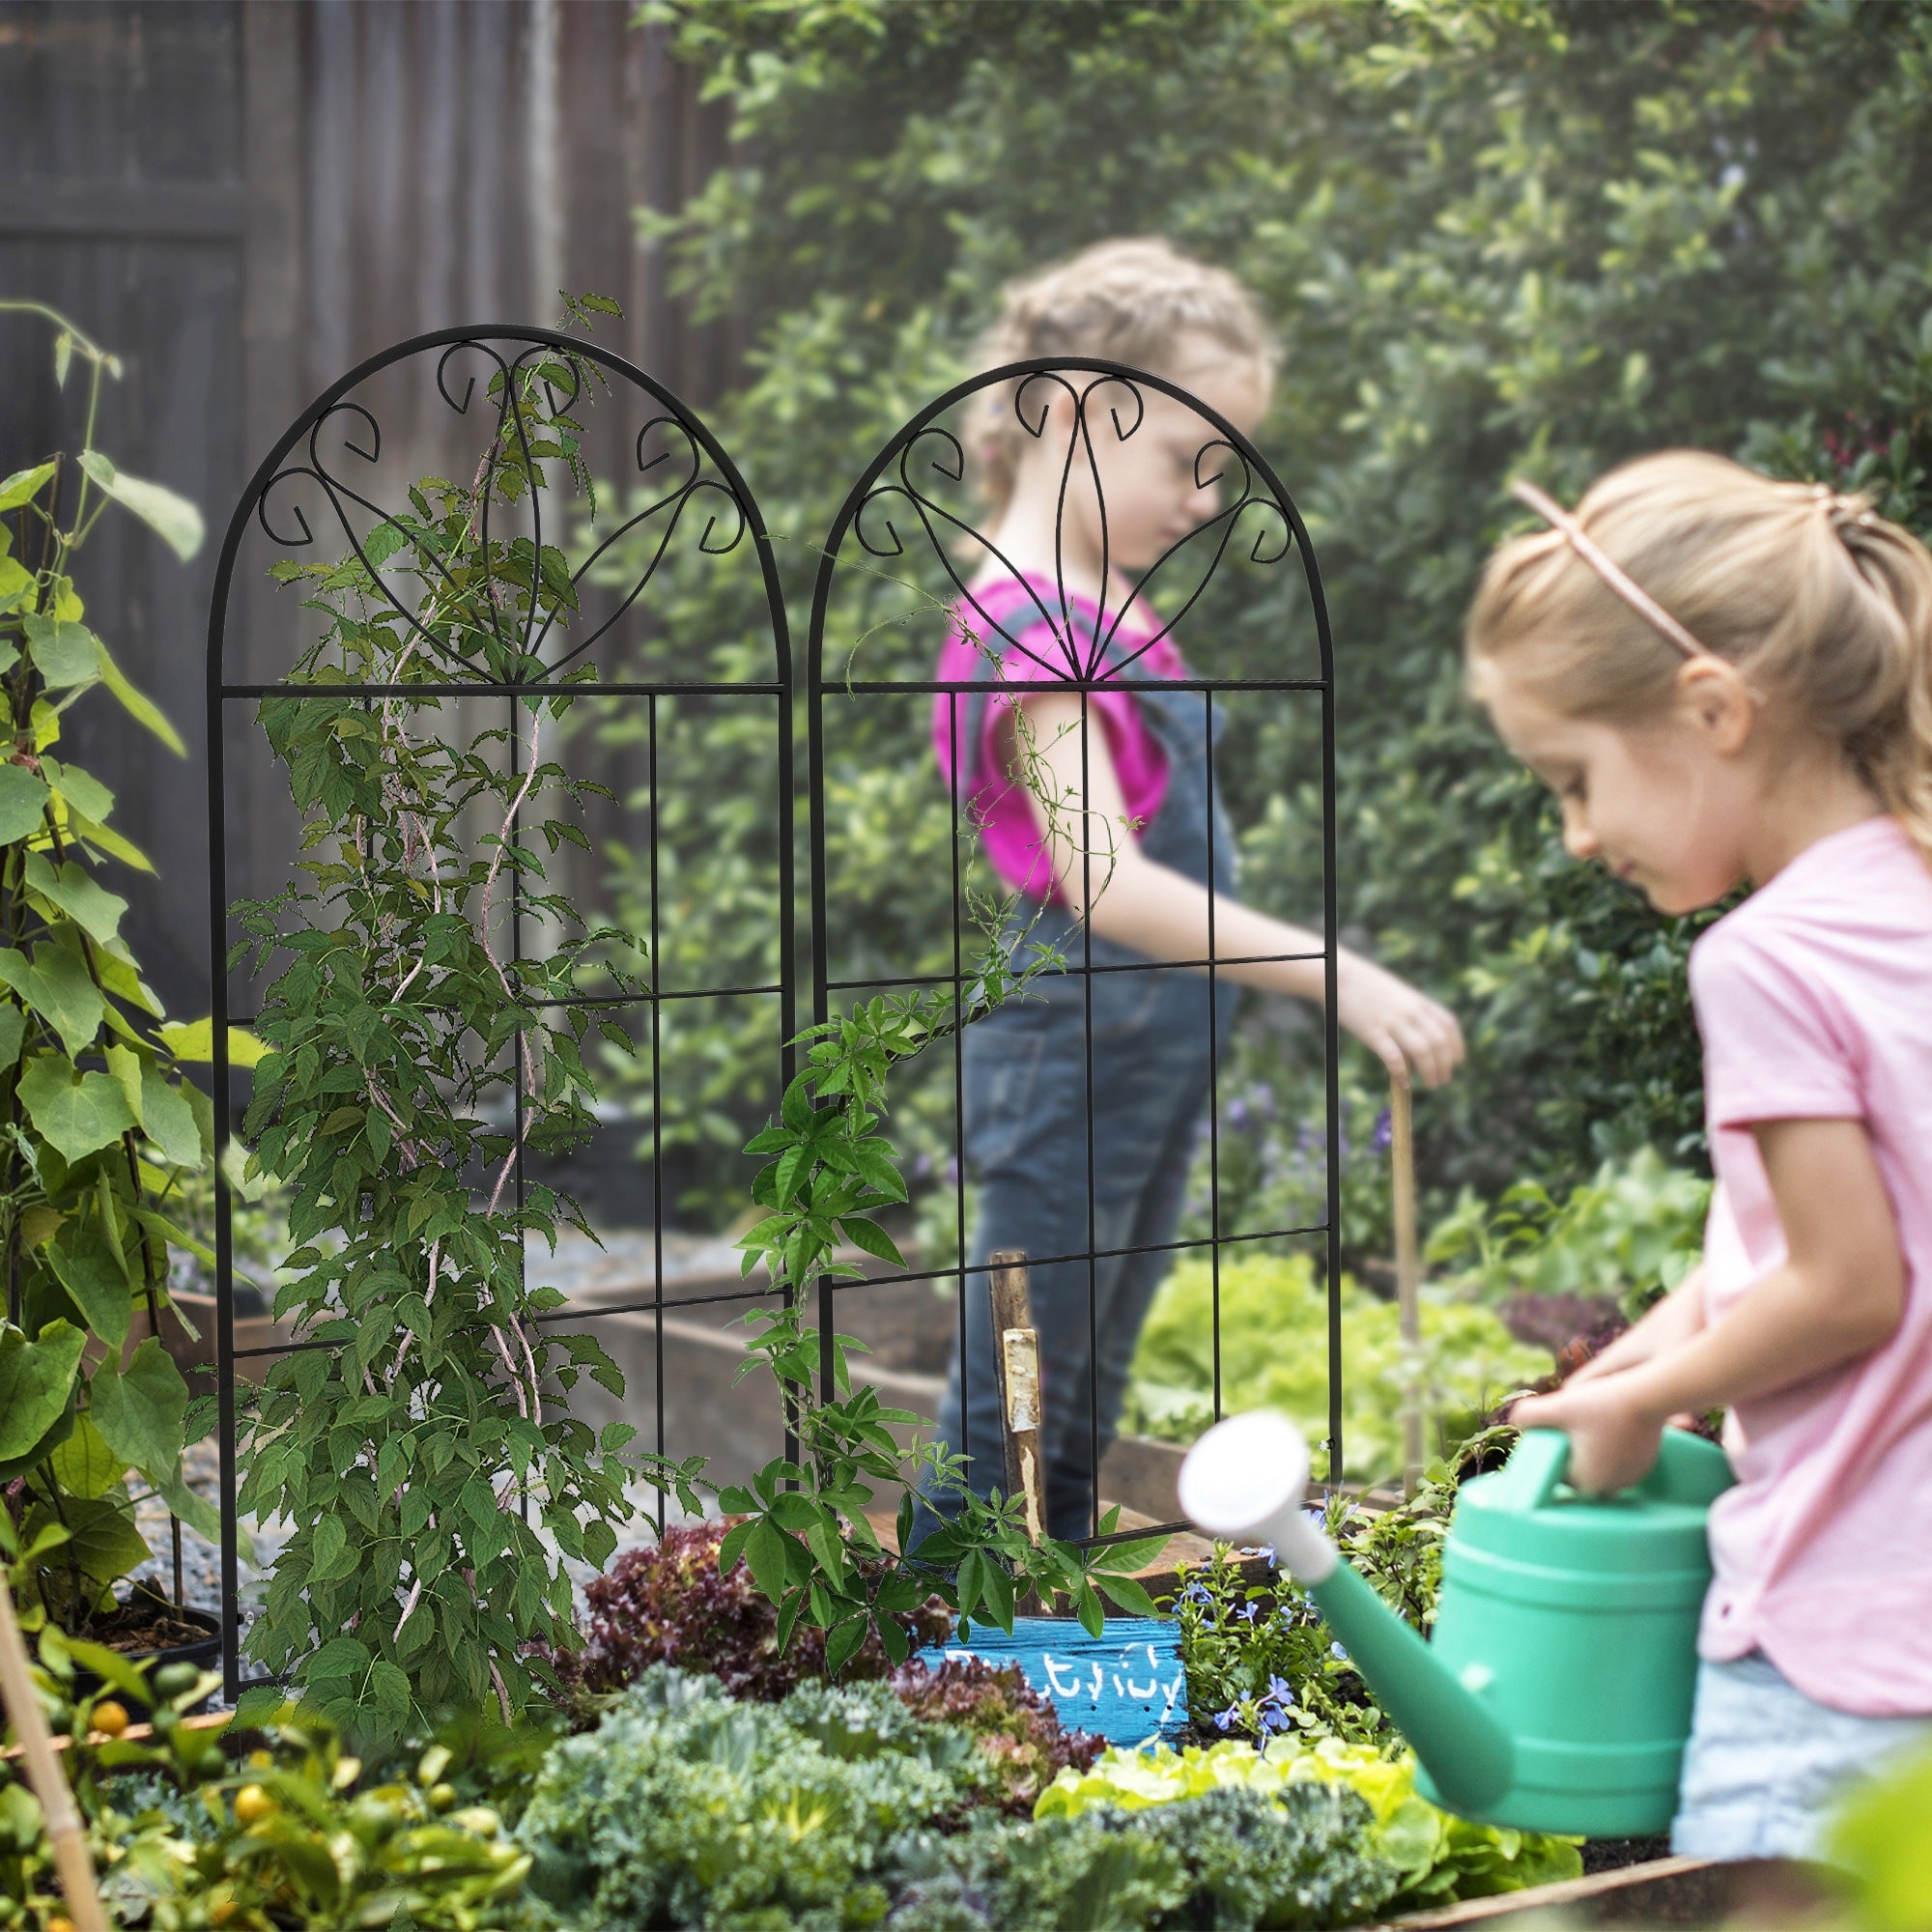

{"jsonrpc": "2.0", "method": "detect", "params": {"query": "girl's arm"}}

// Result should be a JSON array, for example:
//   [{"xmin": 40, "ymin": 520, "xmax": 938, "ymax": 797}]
[
  {"xmin": 1011, "ymin": 692, "xmax": 1463, "ymax": 1089},
  {"xmin": 1513, "ymin": 1118, "xmax": 1906, "ymax": 1492},
  {"xmin": 1564, "ymin": 1265, "xmax": 1707, "ymax": 1384}
]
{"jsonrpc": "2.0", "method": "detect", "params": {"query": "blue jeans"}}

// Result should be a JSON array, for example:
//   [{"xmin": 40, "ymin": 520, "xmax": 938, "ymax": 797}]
[{"xmin": 910, "ymin": 952, "xmax": 1233, "ymax": 1546}]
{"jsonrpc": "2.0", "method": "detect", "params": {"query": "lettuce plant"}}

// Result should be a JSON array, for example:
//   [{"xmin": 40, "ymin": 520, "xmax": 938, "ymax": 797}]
[{"xmin": 1037, "ymin": 1736, "xmax": 1581, "ymax": 1911}]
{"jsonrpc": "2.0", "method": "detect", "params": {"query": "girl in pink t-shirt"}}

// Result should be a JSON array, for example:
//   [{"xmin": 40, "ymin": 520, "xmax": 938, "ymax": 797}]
[
  {"xmin": 909, "ymin": 240, "xmax": 1463, "ymax": 1548},
  {"xmin": 1467, "ymin": 450, "xmax": 1932, "ymax": 1864}
]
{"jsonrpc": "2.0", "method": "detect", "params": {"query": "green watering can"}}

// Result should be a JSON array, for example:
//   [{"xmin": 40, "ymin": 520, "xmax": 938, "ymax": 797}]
[{"xmin": 1177, "ymin": 1410, "xmax": 1734, "ymax": 1837}]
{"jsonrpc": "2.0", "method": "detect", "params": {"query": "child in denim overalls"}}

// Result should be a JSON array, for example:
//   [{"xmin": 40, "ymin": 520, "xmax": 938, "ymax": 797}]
[{"xmin": 912, "ymin": 241, "xmax": 1463, "ymax": 1544}]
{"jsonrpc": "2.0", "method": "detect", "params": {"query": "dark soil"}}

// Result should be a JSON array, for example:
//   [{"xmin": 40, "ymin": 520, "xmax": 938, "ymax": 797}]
[
  {"xmin": 83, "ymin": 1588, "xmax": 218, "ymax": 1654},
  {"xmin": 1581, "ymin": 1834, "xmax": 1672, "ymax": 1874}
]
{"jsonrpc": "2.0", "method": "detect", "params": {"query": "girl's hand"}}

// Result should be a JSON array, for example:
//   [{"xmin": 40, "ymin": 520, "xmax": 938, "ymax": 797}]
[
  {"xmin": 1334, "ymin": 953, "xmax": 1464, "ymax": 1090},
  {"xmin": 1510, "ymin": 1375, "xmax": 1666, "ymax": 1494}
]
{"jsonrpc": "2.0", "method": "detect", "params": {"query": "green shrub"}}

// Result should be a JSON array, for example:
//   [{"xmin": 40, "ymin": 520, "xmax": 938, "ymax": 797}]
[
  {"xmin": 616, "ymin": 0, "xmax": 1932, "ymax": 1241},
  {"xmin": 1122, "ymin": 1252, "xmax": 1548, "ymax": 1480}
]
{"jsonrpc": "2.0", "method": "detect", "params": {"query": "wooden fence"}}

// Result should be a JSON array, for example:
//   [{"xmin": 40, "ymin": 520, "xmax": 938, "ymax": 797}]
[{"xmin": 0, "ymin": 0, "xmax": 727, "ymax": 1019}]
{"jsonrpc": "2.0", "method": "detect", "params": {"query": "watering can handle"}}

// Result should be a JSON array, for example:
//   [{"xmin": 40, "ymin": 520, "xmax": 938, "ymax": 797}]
[{"xmin": 1490, "ymin": 1429, "xmax": 1572, "ymax": 1513}]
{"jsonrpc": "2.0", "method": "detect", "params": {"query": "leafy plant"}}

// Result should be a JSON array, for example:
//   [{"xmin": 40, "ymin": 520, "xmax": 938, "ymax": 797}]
[
  {"xmin": 0, "ymin": 1658, "xmax": 539, "ymax": 1932},
  {"xmin": 888, "ymin": 1782, "xmax": 1397, "ymax": 1932},
  {"xmin": 232, "ymin": 305, "xmax": 685, "ymax": 1742},
  {"xmin": 1825, "ymin": 1738, "xmax": 1932, "ymax": 1932},
  {"xmin": 1426, "ymin": 1147, "xmax": 1710, "ymax": 1321},
  {"xmin": 886, "ymin": 1659, "xmax": 1103, "ymax": 1817},
  {"xmin": 517, "ymin": 1665, "xmax": 990, "ymax": 1930},
  {"xmin": 1123, "ymin": 1252, "xmax": 1548, "ymax": 1482},
  {"xmin": 549, "ymin": 1520, "xmax": 955, "ymax": 1707},
  {"xmin": 1036, "ymin": 1734, "xmax": 1581, "ymax": 1912},
  {"xmin": 0, "ymin": 303, "xmax": 228, "ymax": 1639}
]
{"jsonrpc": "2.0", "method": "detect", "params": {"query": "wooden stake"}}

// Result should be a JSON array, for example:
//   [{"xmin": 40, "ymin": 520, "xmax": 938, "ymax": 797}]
[
  {"xmin": 987, "ymin": 1250, "xmax": 1049, "ymax": 1542},
  {"xmin": 1390, "ymin": 1079, "xmax": 1424, "ymax": 1499},
  {"xmin": 0, "ymin": 1570, "xmax": 107, "ymax": 1932}
]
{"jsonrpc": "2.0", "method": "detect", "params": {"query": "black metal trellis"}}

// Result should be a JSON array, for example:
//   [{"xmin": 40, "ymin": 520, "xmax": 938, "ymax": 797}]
[
  {"xmin": 806, "ymin": 358, "xmax": 1342, "ymax": 1546},
  {"xmin": 203, "ymin": 334, "xmax": 1344, "ymax": 1697},
  {"xmin": 203, "ymin": 327, "xmax": 793, "ymax": 1699}
]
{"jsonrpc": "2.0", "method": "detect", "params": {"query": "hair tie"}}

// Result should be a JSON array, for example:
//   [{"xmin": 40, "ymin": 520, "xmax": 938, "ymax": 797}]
[{"xmin": 1509, "ymin": 478, "xmax": 1719, "ymax": 665}]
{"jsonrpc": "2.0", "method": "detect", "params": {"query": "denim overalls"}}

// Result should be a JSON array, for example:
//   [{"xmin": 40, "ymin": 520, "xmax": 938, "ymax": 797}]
[{"xmin": 912, "ymin": 623, "xmax": 1238, "ymax": 1545}]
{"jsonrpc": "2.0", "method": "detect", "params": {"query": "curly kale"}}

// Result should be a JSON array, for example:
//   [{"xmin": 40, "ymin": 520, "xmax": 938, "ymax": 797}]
[
  {"xmin": 518, "ymin": 1666, "xmax": 990, "ymax": 1931},
  {"xmin": 885, "ymin": 1785, "xmax": 1399, "ymax": 1931}
]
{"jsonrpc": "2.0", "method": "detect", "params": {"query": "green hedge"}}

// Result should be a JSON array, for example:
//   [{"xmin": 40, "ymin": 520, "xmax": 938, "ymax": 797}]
[{"xmin": 614, "ymin": 0, "xmax": 1932, "ymax": 1235}]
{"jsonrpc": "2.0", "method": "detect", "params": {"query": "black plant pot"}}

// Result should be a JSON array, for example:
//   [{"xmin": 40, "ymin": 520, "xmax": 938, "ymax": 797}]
[{"xmin": 69, "ymin": 1587, "xmax": 222, "ymax": 1714}]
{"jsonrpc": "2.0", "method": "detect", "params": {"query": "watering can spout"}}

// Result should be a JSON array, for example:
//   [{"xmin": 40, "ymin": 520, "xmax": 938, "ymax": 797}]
[{"xmin": 1179, "ymin": 1412, "xmax": 1516, "ymax": 1820}]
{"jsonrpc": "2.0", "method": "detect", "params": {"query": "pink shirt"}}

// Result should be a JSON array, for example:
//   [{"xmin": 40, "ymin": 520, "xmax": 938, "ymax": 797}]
[
  {"xmin": 930, "ymin": 576, "xmax": 1184, "ymax": 900},
  {"xmin": 1690, "ymin": 814, "xmax": 1932, "ymax": 1715}
]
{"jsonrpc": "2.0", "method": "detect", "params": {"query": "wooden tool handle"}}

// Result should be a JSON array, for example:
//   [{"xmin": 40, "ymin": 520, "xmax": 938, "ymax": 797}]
[
  {"xmin": 1390, "ymin": 1079, "xmax": 1424, "ymax": 1498},
  {"xmin": 987, "ymin": 1250, "xmax": 1049, "ymax": 1542},
  {"xmin": 0, "ymin": 1569, "xmax": 106, "ymax": 1932}
]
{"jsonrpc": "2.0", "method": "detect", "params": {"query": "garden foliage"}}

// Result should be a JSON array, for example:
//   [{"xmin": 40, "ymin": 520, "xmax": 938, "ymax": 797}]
[
  {"xmin": 887, "ymin": 1783, "xmax": 1397, "ymax": 1932},
  {"xmin": 619, "ymin": 0, "xmax": 1932, "ymax": 1239},
  {"xmin": 1123, "ymin": 1252, "xmax": 1548, "ymax": 1481},
  {"xmin": 232, "ymin": 311, "xmax": 671, "ymax": 1739},
  {"xmin": 0, "ymin": 305, "xmax": 225, "ymax": 1634},
  {"xmin": 551, "ymin": 1520, "xmax": 956, "ymax": 1705},
  {"xmin": 519, "ymin": 1666, "xmax": 992, "ymax": 1930},
  {"xmin": 0, "ymin": 1632, "xmax": 537, "ymax": 1932},
  {"xmin": 1037, "ymin": 1735, "xmax": 1581, "ymax": 1912}
]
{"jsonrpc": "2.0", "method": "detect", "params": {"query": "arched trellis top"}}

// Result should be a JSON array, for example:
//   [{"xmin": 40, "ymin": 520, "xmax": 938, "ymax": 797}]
[{"xmin": 203, "ymin": 325, "xmax": 791, "ymax": 696}]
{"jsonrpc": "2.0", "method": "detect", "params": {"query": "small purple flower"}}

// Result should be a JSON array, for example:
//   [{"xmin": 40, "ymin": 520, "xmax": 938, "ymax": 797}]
[
  {"xmin": 1238, "ymin": 1602, "xmax": 1260, "ymax": 1622},
  {"xmin": 942, "ymin": 1155, "xmax": 960, "ymax": 1189},
  {"xmin": 1265, "ymin": 1674, "xmax": 1294, "ymax": 1707},
  {"xmin": 1251, "ymin": 1082, "xmax": 1277, "ymax": 1123},
  {"xmin": 1255, "ymin": 1544, "xmax": 1276, "ymax": 1567},
  {"xmin": 1260, "ymin": 1703, "xmax": 1291, "ymax": 1733},
  {"xmin": 1214, "ymin": 1704, "xmax": 1239, "ymax": 1731},
  {"xmin": 1371, "ymin": 1107, "xmax": 1392, "ymax": 1155},
  {"xmin": 1181, "ymin": 1580, "xmax": 1213, "ymax": 1606},
  {"xmin": 1225, "ymin": 1095, "xmax": 1250, "ymax": 1134}
]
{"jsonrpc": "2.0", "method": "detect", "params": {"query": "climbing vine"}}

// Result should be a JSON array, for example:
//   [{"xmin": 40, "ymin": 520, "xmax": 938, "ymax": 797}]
[{"xmin": 231, "ymin": 300, "xmax": 680, "ymax": 1738}]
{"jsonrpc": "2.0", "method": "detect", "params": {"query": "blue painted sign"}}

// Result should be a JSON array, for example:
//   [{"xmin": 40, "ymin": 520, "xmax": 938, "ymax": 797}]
[{"xmin": 918, "ymin": 1615, "xmax": 1188, "ymax": 1745}]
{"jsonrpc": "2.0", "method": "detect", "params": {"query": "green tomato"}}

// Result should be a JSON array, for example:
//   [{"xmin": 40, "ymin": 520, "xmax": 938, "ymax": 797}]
[
  {"xmin": 426, "ymin": 1782, "xmax": 458, "ymax": 1813},
  {"xmin": 192, "ymin": 1747, "xmax": 230, "ymax": 1780},
  {"xmin": 350, "ymin": 1792, "xmax": 405, "ymax": 1840},
  {"xmin": 451, "ymin": 1804, "xmax": 499, "ymax": 1838},
  {"xmin": 151, "ymin": 1662, "xmax": 201, "ymax": 1698}
]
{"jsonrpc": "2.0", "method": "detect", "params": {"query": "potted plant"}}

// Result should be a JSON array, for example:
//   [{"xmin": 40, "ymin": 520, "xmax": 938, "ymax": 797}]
[{"xmin": 0, "ymin": 302, "xmax": 228, "ymax": 1677}]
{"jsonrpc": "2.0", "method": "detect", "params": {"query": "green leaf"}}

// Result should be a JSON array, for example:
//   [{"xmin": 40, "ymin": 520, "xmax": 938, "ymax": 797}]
[
  {"xmin": 139, "ymin": 1065, "xmax": 202, "ymax": 1168},
  {"xmin": 42, "ymin": 756, "xmax": 113, "ymax": 822},
  {"xmin": 51, "ymin": 1496, "xmax": 151, "ymax": 1591},
  {"xmin": 93, "ymin": 636, "xmax": 185, "ymax": 756},
  {"xmin": 77, "ymin": 451, "xmax": 205, "ymax": 562},
  {"xmin": 823, "ymin": 1612, "xmax": 869, "ymax": 1676},
  {"xmin": 157, "ymin": 1016, "xmax": 270, "ymax": 1068},
  {"xmin": 0, "ymin": 1320, "xmax": 84, "ymax": 1460},
  {"xmin": 21, "ymin": 615, "xmax": 100, "ymax": 689},
  {"xmin": 0, "ymin": 764, "xmax": 50, "ymax": 842},
  {"xmin": 0, "ymin": 1004, "xmax": 23, "ymax": 1071},
  {"xmin": 0, "ymin": 947, "xmax": 105, "ymax": 1061},
  {"xmin": 838, "ymin": 1214, "xmax": 905, "ymax": 1267},
  {"xmin": 744, "ymin": 1516, "xmax": 790, "ymax": 1603},
  {"xmin": 18, "ymin": 1055, "xmax": 134, "ymax": 1160},
  {"xmin": 88, "ymin": 1337, "xmax": 188, "ymax": 1481},
  {"xmin": 1094, "ymin": 1573, "xmax": 1160, "ymax": 1619},
  {"xmin": 0, "ymin": 462, "xmax": 56, "ymax": 512},
  {"xmin": 48, "ymin": 1212, "xmax": 132, "ymax": 1351},
  {"xmin": 58, "ymin": 1637, "xmax": 152, "ymax": 1705},
  {"xmin": 49, "ymin": 1413, "xmax": 128, "ymax": 1500},
  {"xmin": 24, "ymin": 852, "xmax": 126, "ymax": 946}
]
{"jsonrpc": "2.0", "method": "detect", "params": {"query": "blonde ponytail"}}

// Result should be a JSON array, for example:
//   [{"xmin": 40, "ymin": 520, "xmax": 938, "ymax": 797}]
[
  {"xmin": 972, "ymin": 238, "xmax": 1274, "ymax": 510},
  {"xmin": 1466, "ymin": 450, "xmax": 1932, "ymax": 867}
]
